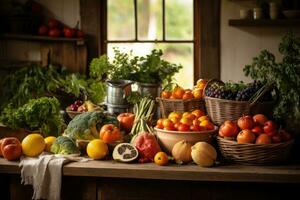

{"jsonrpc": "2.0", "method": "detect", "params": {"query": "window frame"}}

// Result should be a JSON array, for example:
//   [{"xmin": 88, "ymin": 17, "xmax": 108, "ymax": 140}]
[{"xmin": 80, "ymin": 0, "xmax": 220, "ymax": 83}]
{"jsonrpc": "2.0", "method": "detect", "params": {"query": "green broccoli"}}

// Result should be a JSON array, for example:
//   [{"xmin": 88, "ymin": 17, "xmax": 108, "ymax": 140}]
[
  {"xmin": 50, "ymin": 136, "xmax": 80, "ymax": 155},
  {"xmin": 64, "ymin": 111, "xmax": 119, "ymax": 140}
]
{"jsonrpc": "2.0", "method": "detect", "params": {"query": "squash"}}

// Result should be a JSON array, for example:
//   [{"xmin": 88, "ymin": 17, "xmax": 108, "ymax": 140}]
[
  {"xmin": 172, "ymin": 140, "xmax": 192, "ymax": 164},
  {"xmin": 191, "ymin": 142, "xmax": 217, "ymax": 167}
]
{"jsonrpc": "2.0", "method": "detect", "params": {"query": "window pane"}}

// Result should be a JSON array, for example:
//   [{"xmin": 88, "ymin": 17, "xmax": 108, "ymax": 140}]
[
  {"xmin": 107, "ymin": 43, "xmax": 194, "ymax": 89},
  {"xmin": 108, "ymin": 0, "xmax": 135, "ymax": 40},
  {"xmin": 165, "ymin": 0, "xmax": 193, "ymax": 40},
  {"xmin": 137, "ymin": 0, "xmax": 162, "ymax": 40}
]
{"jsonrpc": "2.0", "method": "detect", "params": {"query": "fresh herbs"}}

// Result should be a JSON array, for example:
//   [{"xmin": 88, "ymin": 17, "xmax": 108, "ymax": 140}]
[
  {"xmin": 0, "ymin": 64, "xmax": 107, "ymax": 111},
  {"xmin": 0, "ymin": 97, "xmax": 64, "ymax": 136},
  {"xmin": 133, "ymin": 49, "xmax": 183, "ymax": 87},
  {"xmin": 243, "ymin": 32, "xmax": 300, "ymax": 130}
]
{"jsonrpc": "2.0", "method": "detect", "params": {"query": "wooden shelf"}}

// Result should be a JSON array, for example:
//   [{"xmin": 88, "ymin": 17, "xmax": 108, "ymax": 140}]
[
  {"xmin": 229, "ymin": 19, "xmax": 300, "ymax": 27},
  {"xmin": 1, "ymin": 158, "xmax": 300, "ymax": 183},
  {"xmin": 0, "ymin": 33, "xmax": 85, "ymax": 45}
]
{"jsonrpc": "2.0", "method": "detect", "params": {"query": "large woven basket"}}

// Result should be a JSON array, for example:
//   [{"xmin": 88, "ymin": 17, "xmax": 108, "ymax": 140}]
[
  {"xmin": 204, "ymin": 79, "xmax": 275, "ymax": 125},
  {"xmin": 205, "ymin": 97, "xmax": 274, "ymax": 125},
  {"xmin": 217, "ymin": 136, "xmax": 294, "ymax": 165},
  {"xmin": 156, "ymin": 97, "xmax": 205, "ymax": 118}
]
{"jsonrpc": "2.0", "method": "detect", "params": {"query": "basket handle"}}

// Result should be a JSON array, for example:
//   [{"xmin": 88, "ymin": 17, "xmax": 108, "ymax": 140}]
[
  {"xmin": 248, "ymin": 83, "xmax": 278, "ymax": 108},
  {"xmin": 203, "ymin": 79, "xmax": 225, "ymax": 98}
]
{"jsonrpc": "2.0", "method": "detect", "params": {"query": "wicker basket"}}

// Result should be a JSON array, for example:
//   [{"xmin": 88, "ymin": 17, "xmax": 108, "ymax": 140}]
[
  {"xmin": 156, "ymin": 97, "xmax": 205, "ymax": 118},
  {"xmin": 204, "ymin": 79, "xmax": 276, "ymax": 125},
  {"xmin": 217, "ymin": 136, "xmax": 294, "ymax": 165}
]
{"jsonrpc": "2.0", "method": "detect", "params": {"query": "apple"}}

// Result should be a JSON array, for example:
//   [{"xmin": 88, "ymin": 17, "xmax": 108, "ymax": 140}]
[
  {"xmin": 76, "ymin": 29, "xmax": 85, "ymax": 38},
  {"xmin": 255, "ymin": 133, "xmax": 272, "ymax": 144},
  {"xmin": 1, "ymin": 137, "xmax": 22, "ymax": 161},
  {"xmin": 278, "ymin": 130, "xmax": 292, "ymax": 142},
  {"xmin": 237, "ymin": 129, "xmax": 256, "ymax": 144},
  {"xmin": 48, "ymin": 29, "xmax": 61, "ymax": 37},
  {"xmin": 237, "ymin": 115, "xmax": 254, "ymax": 130},
  {"xmin": 63, "ymin": 27, "xmax": 75, "ymax": 38},
  {"xmin": 117, "ymin": 113, "xmax": 135, "ymax": 133},
  {"xmin": 272, "ymin": 134, "xmax": 282, "ymax": 143},
  {"xmin": 253, "ymin": 114, "xmax": 268, "ymax": 126},
  {"xmin": 48, "ymin": 19, "xmax": 60, "ymax": 29},
  {"xmin": 251, "ymin": 126, "xmax": 263, "ymax": 135},
  {"xmin": 263, "ymin": 120, "xmax": 277, "ymax": 133},
  {"xmin": 219, "ymin": 120, "xmax": 239, "ymax": 137},
  {"xmin": 38, "ymin": 25, "xmax": 48, "ymax": 36}
]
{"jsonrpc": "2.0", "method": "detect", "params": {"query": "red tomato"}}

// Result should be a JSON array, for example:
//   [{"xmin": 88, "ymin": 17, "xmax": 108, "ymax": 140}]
[
  {"xmin": 48, "ymin": 19, "xmax": 60, "ymax": 29},
  {"xmin": 263, "ymin": 120, "xmax": 277, "ymax": 133},
  {"xmin": 278, "ymin": 130, "xmax": 292, "ymax": 142},
  {"xmin": 272, "ymin": 134, "xmax": 282, "ymax": 143},
  {"xmin": 48, "ymin": 28, "xmax": 61, "ymax": 37},
  {"xmin": 1, "ymin": 137, "xmax": 22, "ymax": 161},
  {"xmin": 237, "ymin": 129, "xmax": 256, "ymax": 144},
  {"xmin": 76, "ymin": 30, "xmax": 85, "ymax": 38},
  {"xmin": 255, "ymin": 133, "xmax": 272, "ymax": 144},
  {"xmin": 117, "ymin": 113, "xmax": 135, "ymax": 133},
  {"xmin": 162, "ymin": 119, "xmax": 174, "ymax": 129},
  {"xmin": 251, "ymin": 126, "xmax": 263, "ymax": 135},
  {"xmin": 63, "ymin": 27, "xmax": 75, "ymax": 38},
  {"xmin": 161, "ymin": 90, "xmax": 171, "ymax": 99},
  {"xmin": 99, "ymin": 124, "xmax": 121, "ymax": 144},
  {"xmin": 177, "ymin": 123, "xmax": 190, "ymax": 132},
  {"xmin": 253, "ymin": 114, "xmax": 268, "ymax": 126},
  {"xmin": 219, "ymin": 120, "xmax": 239, "ymax": 137},
  {"xmin": 38, "ymin": 25, "xmax": 48, "ymax": 36},
  {"xmin": 237, "ymin": 115, "xmax": 254, "ymax": 130}
]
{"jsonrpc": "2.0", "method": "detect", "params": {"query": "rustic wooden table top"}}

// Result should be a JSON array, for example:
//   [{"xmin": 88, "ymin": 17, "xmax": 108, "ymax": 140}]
[{"xmin": 1, "ymin": 158, "xmax": 300, "ymax": 183}]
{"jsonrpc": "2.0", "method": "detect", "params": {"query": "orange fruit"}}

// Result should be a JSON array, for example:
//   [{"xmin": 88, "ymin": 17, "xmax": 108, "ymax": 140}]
[
  {"xmin": 172, "ymin": 86, "xmax": 185, "ymax": 99},
  {"xmin": 182, "ymin": 91, "xmax": 194, "ymax": 100},
  {"xmin": 86, "ymin": 139, "xmax": 108, "ymax": 160},
  {"xmin": 192, "ymin": 109, "xmax": 205, "ymax": 118},
  {"xmin": 22, "ymin": 133, "xmax": 45, "ymax": 157},
  {"xmin": 154, "ymin": 152, "xmax": 169, "ymax": 166}
]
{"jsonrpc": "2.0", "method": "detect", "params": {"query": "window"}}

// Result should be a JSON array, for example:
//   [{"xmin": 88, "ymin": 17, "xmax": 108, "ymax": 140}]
[{"xmin": 105, "ymin": 0, "xmax": 196, "ymax": 89}]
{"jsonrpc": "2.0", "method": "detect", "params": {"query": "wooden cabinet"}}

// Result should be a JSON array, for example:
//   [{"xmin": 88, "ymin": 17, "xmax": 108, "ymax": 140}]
[{"xmin": 0, "ymin": 34, "xmax": 87, "ymax": 74}]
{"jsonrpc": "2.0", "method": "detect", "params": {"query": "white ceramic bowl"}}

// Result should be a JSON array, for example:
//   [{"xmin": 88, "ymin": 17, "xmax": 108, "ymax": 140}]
[{"xmin": 154, "ymin": 126, "xmax": 218, "ymax": 153}]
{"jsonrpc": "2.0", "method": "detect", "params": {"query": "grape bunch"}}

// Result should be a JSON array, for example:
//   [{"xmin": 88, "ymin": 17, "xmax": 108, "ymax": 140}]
[
  {"xmin": 235, "ymin": 81, "xmax": 263, "ymax": 101},
  {"xmin": 205, "ymin": 80, "xmax": 267, "ymax": 101}
]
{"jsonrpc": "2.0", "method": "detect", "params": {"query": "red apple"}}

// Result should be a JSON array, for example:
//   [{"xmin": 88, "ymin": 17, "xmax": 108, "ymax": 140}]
[
  {"xmin": 272, "ymin": 134, "xmax": 282, "ymax": 143},
  {"xmin": 38, "ymin": 25, "xmax": 48, "ymax": 36},
  {"xmin": 0, "ymin": 139, "xmax": 3, "ymax": 156},
  {"xmin": 219, "ymin": 120, "xmax": 239, "ymax": 137},
  {"xmin": 48, "ymin": 28, "xmax": 61, "ymax": 37},
  {"xmin": 1, "ymin": 137, "xmax": 22, "ymax": 161},
  {"xmin": 48, "ymin": 19, "xmax": 60, "ymax": 29},
  {"xmin": 76, "ymin": 29, "xmax": 85, "ymax": 38},
  {"xmin": 255, "ymin": 133, "xmax": 272, "ymax": 144},
  {"xmin": 238, "ymin": 115, "xmax": 254, "ymax": 130},
  {"xmin": 278, "ymin": 130, "xmax": 292, "ymax": 142},
  {"xmin": 237, "ymin": 129, "xmax": 256, "ymax": 144},
  {"xmin": 263, "ymin": 120, "xmax": 277, "ymax": 133},
  {"xmin": 63, "ymin": 27, "xmax": 75, "ymax": 38},
  {"xmin": 253, "ymin": 114, "xmax": 268, "ymax": 126},
  {"xmin": 251, "ymin": 126, "xmax": 263, "ymax": 135}
]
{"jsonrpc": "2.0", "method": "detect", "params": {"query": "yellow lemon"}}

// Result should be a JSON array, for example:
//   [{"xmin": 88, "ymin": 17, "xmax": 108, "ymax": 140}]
[
  {"xmin": 44, "ymin": 136, "xmax": 57, "ymax": 152},
  {"xmin": 86, "ymin": 139, "xmax": 108, "ymax": 160},
  {"xmin": 22, "ymin": 134, "xmax": 46, "ymax": 157}
]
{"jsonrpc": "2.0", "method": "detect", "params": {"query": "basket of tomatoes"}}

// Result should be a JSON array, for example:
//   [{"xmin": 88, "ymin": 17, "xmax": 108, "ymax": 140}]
[
  {"xmin": 157, "ymin": 80, "xmax": 207, "ymax": 118},
  {"xmin": 154, "ymin": 109, "xmax": 218, "ymax": 153},
  {"xmin": 217, "ymin": 114, "xmax": 294, "ymax": 165}
]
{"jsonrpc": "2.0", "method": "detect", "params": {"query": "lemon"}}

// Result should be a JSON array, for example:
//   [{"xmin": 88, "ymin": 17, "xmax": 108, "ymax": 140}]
[
  {"xmin": 44, "ymin": 136, "xmax": 57, "ymax": 152},
  {"xmin": 86, "ymin": 139, "xmax": 108, "ymax": 160},
  {"xmin": 22, "ymin": 134, "xmax": 46, "ymax": 157}
]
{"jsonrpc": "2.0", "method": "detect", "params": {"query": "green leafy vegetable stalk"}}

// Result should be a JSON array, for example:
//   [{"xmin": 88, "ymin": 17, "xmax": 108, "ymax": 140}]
[
  {"xmin": 0, "ymin": 97, "xmax": 64, "ymax": 136},
  {"xmin": 243, "ymin": 31, "xmax": 300, "ymax": 133}
]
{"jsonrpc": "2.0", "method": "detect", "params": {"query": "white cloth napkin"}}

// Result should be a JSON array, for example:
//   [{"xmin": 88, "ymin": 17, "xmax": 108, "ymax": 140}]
[{"xmin": 19, "ymin": 152, "xmax": 89, "ymax": 200}]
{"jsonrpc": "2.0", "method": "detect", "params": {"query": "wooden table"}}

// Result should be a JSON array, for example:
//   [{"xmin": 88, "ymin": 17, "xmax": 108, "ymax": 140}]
[{"xmin": 1, "ymin": 158, "xmax": 300, "ymax": 200}]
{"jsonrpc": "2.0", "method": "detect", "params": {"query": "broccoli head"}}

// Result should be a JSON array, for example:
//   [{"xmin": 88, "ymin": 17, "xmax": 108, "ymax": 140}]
[
  {"xmin": 50, "ymin": 136, "xmax": 80, "ymax": 155},
  {"xmin": 64, "ymin": 111, "xmax": 118, "ymax": 140}
]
